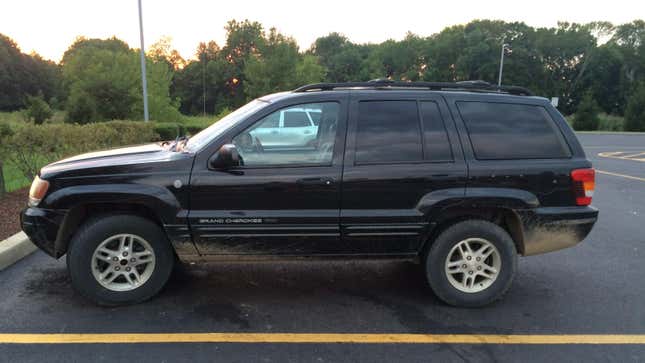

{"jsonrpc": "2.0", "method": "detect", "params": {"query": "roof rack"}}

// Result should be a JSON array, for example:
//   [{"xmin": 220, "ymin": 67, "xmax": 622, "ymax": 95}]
[{"xmin": 293, "ymin": 79, "xmax": 533, "ymax": 96}]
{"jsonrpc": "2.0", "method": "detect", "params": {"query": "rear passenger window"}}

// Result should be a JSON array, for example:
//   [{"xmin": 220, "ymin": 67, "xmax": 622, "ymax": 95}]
[
  {"xmin": 457, "ymin": 102, "xmax": 571, "ymax": 160},
  {"xmin": 420, "ymin": 101, "xmax": 453, "ymax": 162},
  {"xmin": 356, "ymin": 101, "xmax": 422, "ymax": 163}
]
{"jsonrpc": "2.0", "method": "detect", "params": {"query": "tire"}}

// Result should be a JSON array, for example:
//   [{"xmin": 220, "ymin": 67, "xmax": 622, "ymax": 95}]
[
  {"xmin": 67, "ymin": 215, "xmax": 174, "ymax": 306},
  {"xmin": 425, "ymin": 220, "xmax": 517, "ymax": 307}
]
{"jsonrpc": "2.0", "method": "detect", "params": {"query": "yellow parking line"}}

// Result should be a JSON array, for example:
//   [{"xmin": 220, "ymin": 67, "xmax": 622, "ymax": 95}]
[
  {"xmin": 598, "ymin": 151, "xmax": 645, "ymax": 162},
  {"xmin": 622, "ymin": 151, "xmax": 645, "ymax": 159},
  {"xmin": 597, "ymin": 169, "xmax": 645, "ymax": 182},
  {"xmin": 1, "ymin": 333, "xmax": 645, "ymax": 345}
]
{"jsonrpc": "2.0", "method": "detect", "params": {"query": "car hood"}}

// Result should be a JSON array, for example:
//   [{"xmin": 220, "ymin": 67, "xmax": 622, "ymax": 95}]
[{"xmin": 41, "ymin": 143, "xmax": 189, "ymax": 178}]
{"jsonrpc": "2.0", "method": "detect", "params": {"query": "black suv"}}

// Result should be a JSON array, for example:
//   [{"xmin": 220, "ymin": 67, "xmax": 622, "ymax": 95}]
[{"xmin": 21, "ymin": 80, "xmax": 598, "ymax": 307}]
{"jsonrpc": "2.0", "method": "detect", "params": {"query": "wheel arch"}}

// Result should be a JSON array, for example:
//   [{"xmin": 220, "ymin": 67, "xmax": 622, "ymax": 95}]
[
  {"xmin": 417, "ymin": 188, "xmax": 535, "ymax": 257},
  {"xmin": 46, "ymin": 184, "xmax": 185, "ymax": 258}
]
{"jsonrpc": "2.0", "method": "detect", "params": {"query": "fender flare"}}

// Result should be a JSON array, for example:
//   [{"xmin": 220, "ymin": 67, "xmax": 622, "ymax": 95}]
[
  {"xmin": 416, "ymin": 187, "xmax": 539, "ymax": 253},
  {"xmin": 43, "ymin": 184, "xmax": 190, "ymax": 257}
]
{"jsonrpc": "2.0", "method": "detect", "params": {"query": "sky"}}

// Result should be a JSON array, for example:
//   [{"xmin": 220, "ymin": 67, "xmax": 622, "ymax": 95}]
[{"xmin": 2, "ymin": 0, "xmax": 644, "ymax": 62}]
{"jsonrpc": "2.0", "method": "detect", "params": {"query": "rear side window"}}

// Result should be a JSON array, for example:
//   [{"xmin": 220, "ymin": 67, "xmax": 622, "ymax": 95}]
[
  {"xmin": 356, "ymin": 101, "xmax": 422, "ymax": 163},
  {"xmin": 420, "ymin": 101, "xmax": 453, "ymax": 162},
  {"xmin": 457, "ymin": 101, "xmax": 571, "ymax": 160}
]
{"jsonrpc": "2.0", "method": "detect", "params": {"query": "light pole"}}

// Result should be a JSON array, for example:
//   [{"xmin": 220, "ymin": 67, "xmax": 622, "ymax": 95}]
[
  {"xmin": 497, "ymin": 43, "xmax": 510, "ymax": 87},
  {"xmin": 138, "ymin": 0, "xmax": 149, "ymax": 122}
]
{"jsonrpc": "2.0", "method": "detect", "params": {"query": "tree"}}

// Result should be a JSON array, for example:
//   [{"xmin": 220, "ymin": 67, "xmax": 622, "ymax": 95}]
[
  {"xmin": 0, "ymin": 33, "xmax": 63, "ymax": 111},
  {"xmin": 574, "ymin": 44, "xmax": 625, "ymax": 114},
  {"xmin": 24, "ymin": 94, "xmax": 53, "ymax": 124},
  {"xmin": 62, "ymin": 37, "xmax": 181, "ymax": 122},
  {"xmin": 624, "ymin": 83, "xmax": 645, "ymax": 131},
  {"xmin": 310, "ymin": 33, "xmax": 365, "ymax": 82},
  {"xmin": 573, "ymin": 92, "xmax": 600, "ymax": 131},
  {"xmin": 148, "ymin": 36, "xmax": 185, "ymax": 70}
]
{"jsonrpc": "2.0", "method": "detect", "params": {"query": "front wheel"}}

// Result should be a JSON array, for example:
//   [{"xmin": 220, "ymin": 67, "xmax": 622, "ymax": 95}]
[
  {"xmin": 67, "ymin": 215, "xmax": 174, "ymax": 306},
  {"xmin": 425, "ymin": 220, "xmax": 517, "ymax": 307}
]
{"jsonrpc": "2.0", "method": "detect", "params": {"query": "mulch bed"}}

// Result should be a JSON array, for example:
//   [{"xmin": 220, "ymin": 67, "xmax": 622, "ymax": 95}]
[{"xmin": 0, "ymin": 188, "xmax": 28, "ymax": 241}]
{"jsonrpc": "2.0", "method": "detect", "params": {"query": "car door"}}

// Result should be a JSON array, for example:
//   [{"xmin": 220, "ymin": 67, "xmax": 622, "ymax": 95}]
[
  {"xmin": 340, "ymin": 92, "xmax": 467, "ymax": 255},
  {"xmin": 188, "ymin": 95, "xmax": 348, "ymax": 255}
]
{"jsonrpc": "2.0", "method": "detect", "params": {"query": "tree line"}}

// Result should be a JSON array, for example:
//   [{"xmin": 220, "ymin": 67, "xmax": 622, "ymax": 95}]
[{"xmin": 1, "ymin": 19, "xmax": 644, "ymax": 127}]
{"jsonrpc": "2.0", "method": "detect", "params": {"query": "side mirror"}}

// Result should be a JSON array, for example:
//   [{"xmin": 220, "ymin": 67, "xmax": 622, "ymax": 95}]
[{"xmin": 209, "ymin": 144, "xmax": 241, "ymax": 170}]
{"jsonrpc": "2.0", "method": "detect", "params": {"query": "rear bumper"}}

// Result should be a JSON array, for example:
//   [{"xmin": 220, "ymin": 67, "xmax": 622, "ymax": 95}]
[
  {"xmin": 20, "ymin": 207, "xmax": 67, "ymax": 258},
  {"xmin": 518, "ymin": 206, "xmax": 598, "ymax": 256}
]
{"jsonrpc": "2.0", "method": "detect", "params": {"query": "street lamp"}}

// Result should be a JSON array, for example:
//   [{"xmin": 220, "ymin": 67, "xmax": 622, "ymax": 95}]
[
  {"xmin": 138, "ymin": 0, "xmax": 149, "ymax": 122},
  {"xmin": 497, "ymin": 43, "xmax": 510, "ymax": 87}
]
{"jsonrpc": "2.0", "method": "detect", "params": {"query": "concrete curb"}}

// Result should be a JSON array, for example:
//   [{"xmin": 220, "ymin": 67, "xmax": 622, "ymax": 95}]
[
  {"xmin": 0, "ymin": 232, "xmax": 37, "ymax": 271},
  {"xmin": 576, "ymin": 131, "xmax": 645, "ymax": 135}
]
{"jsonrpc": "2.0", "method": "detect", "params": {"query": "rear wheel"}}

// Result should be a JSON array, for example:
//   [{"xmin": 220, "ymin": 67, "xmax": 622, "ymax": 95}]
[
  {"xmin": 67, "ymin": 215, "xmax": 174, "ymax": 306},
  {"xmin": 425, "ymin": 220, "xmax": 517, "ymax": 307}
]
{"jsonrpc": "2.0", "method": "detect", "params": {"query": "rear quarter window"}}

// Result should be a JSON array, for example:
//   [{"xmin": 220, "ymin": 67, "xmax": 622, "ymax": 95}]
[{"xmin": 456, "ymin": 101, "xmax": 571, "ymax": 160}]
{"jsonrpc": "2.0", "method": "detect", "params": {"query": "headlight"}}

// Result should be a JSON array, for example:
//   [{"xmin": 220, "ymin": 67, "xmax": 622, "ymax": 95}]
[{"xmin": 28, "ymin": 176, "xmax": 50, "ymax": 207}]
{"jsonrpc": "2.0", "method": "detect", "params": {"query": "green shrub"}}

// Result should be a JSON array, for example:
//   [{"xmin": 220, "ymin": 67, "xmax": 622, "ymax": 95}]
[
  {"xmin": 0, "ymin": 122, "xmax": 14, "ymax": 196},
  {"xmin": 573, "ymin": 92, "xmax": 600, "ymax": 131},
  {"xmin": 154, "ymin": 122, "xmax": 185, "ymax": 140},
  {"xmin": 24, "ymin": 95, "xmax": 53, "ymax": 124},
  {"xmin": 66, "ymin": 91, "xmax": 97, "ymax": 124},
  {"xmin": 625, "ymin": 83, "xmax": 645, "ymax": 132},
  {"xmin": 3, "ymin": 121, "xmax": 158, "ymax": 180},
  {"xmin": 597, "ymin": 113, "xmax": 625, "ymax": 131}
]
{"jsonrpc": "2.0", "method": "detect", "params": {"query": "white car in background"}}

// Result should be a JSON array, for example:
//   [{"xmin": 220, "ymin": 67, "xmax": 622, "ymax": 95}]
[{"xmin": 250, "ymin": 107, "xmax": 321, "ymax": 147}]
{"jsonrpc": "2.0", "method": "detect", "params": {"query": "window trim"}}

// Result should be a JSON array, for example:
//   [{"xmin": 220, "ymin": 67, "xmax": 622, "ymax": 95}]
[
  {"xmin": 418, "ymin": 100, "xmax": 455, "ymax": 163},
  {"xmin": 456, "ymin": 100, "xmax": 573, "ymax": 161}
]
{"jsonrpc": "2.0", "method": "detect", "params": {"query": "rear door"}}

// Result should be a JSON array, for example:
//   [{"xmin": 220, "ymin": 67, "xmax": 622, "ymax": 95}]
[{"xmin": 340, "ymin": 92, "xmax": 467, "ymax": 255}]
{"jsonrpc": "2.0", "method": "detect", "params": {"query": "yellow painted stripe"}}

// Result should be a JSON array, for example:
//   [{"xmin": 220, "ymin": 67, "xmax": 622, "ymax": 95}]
[
  {"xmin": 622, "ymin": 151, "xmax": 645, "ymax": 159},
  {"xmin": 0, "ymin": 333, "xmax": 645, "ymax": 345},
  {"xmin": 597, "ymin": 151, "xmax": 645, "ymax": 162},
  {"xmin": 597, "ymin": 169, "xmax": 645, "ymax": 182}
]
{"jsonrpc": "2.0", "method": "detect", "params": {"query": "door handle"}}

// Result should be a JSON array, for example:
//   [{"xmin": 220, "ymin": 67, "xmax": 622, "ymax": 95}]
[{"xmin": 297, "ymin": 177, "xmax": 334, "ymax": 186}]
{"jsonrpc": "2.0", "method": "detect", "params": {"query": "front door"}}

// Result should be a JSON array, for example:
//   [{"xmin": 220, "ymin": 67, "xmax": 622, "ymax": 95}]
[{"xmin": 188, "ymin": 99, "xmax": 347, "ymax": 255}]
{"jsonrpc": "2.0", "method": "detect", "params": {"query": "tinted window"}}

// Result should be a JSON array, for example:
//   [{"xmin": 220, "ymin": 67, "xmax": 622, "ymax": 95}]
[
  {"xmin": 419, "ymin": 101, "xmax": 452, "ymax": 162},
  {"xmin": 283, "ymin": 111, "xmax": 310, "ymax": 127},
  {"xmin": 457, "ymin": 102, "xmax": 570, "ymax": 160},
  {"xmin": 356, "ymin": 101, "xmax": 422, "ymax": 163}
]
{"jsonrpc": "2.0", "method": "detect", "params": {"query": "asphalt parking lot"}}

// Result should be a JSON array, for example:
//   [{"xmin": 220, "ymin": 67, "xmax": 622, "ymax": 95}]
[{"xmin": 1, "ymin": 132, "xmax": 644, "ymax": 362}]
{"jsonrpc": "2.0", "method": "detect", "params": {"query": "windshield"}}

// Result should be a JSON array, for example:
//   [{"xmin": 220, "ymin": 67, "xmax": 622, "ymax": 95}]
[{"xmin": 184, "ymin": 99, "xmax": 269, "ymax": 152}]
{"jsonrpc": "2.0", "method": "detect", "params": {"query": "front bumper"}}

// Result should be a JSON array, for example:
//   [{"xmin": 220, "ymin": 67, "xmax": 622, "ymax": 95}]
[
  {"xmin": 518, "ymin": 206, "xmax": 598, "ymax": 256},
  {"xmin": 20, "ymin": 207, "xmax": 67, "ymax": 258}
]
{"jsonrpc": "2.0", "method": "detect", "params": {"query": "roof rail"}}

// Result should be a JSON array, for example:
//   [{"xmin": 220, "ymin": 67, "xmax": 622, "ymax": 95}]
[{"xmin": 293, "ymin": 79, "xmax": 533, "ymax": 96}]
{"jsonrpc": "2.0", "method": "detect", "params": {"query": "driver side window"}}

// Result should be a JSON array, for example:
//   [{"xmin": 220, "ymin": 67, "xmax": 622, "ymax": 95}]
[{"xmin": 232, "ymin": 102, "xmax": 339, "ymax": 167}]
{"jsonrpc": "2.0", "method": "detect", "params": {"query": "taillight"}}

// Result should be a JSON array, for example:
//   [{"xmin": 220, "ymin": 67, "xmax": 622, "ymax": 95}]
[
  {"xmin": 571, "ymin": 168, "xmax": 595, "ymax": 206},
  {"xmin": 28, "ymin": 176, "xmax": 50, "ymax": 207}
]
